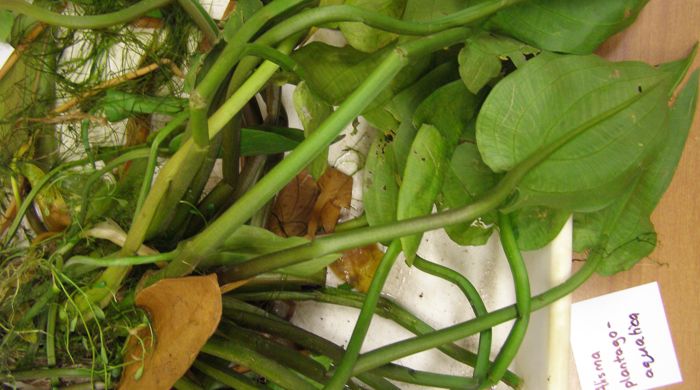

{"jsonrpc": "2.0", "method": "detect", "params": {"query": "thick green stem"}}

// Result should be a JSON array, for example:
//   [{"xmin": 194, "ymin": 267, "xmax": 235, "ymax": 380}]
[
  {"xmin": 64, "ymin": 252, "xmax": 174, "ymax": 268},
  {"xmin": 481, "ymin": 213, "xmax": 531, "ymax": 389},
  {"xmin": 201, "ymin": 337, "xmax": 318, "ymax": 390},
  {"xmin": 176, "ymin": 0, "xmax": 219, "ymax": 44},
  {"xmin": 193, "ymin": 359, "xmax": 264, "ymax": 390},
  {"xmin": 135, "ymin": 111, "xmax": 189, "ymax": 214},
  {"xmin": 351, "ymin": 253, "xmax": 604, "ymax": 375},
  {"xmin": 413, "ymin": 256, "xmax": 492, "ymax": 385},
  {"xmin": 219, "ymin": 321, "xmax": 328, "ymax": 383},
  {"xmin": 173, "ymin": 376, "xmax": 204, "ymax": 390},
  {"xmin": 1, "ymin": 0, "xmax": 172, "ymax": 29},
  {"xmin": 0, "ymin": 368, "xmax": 92, "ymax": 381},
  {"xmin": 242, "ymin": 43, "xmax": 309, "ymax": 81},
  {"xmin": 189, "ymin": 92, "xmax": 211, "ymax": 148},
  {"xmin": 325, "ymin": 240, "xmax": 401, "ymax": 390}
]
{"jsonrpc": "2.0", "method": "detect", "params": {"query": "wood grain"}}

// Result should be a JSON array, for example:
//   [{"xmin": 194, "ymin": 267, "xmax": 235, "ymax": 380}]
[{"xmin": 570, "ymin": 1, "xmax": 700, "ymax": 389}]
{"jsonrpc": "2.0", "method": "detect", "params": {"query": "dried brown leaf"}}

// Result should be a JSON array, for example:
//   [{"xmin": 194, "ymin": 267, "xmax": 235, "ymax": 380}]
[
  {"xmin": 118, "ymin": 274, "xmax": 222, "ymax": 390},
  {"xmin": 267, "ymin": 171, "xmax": 319, "ymax": 237}
]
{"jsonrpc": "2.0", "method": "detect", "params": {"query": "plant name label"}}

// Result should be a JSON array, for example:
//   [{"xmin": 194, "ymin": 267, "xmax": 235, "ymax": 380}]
[
  {"xmin": 0, "ymin": 42, "xmax": 13, "ymax": 70},
  {"xmin": 570, "ymin": 282, "xmax": 682, "ymax": 390}
]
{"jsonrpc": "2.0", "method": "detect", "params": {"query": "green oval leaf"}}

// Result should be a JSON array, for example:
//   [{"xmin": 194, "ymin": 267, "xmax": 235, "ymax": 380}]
[
  {"xmin": 363, "ymin": 137, "xmax": 399, "ymax": 227},
  {"xmin": 487, "ymin": 0, "xmax": 650, "ymax": 54},
  {"xmin": 574, "ymin": 70, "xmax": 698, "ymax": 275},
  {"xmin": 397, "ymin": 124, "xmax": 447, "ymax": 264},
  {"xmin": 477, "ymin": 53, "xmax": 676, "ymax": 211},
  {"xmin": 438, "ymin": 142, "xmax": 498, "ymax": 246}
]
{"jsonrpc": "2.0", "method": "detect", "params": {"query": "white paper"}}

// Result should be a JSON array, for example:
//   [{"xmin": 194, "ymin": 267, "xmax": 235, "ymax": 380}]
[
  {"xmin": 571, "ymin": 282, "xmax": 682, "ymax": 390},
  {"xmin": 0, "ymin": 42, "xmax": 14, "ymax": 70}
]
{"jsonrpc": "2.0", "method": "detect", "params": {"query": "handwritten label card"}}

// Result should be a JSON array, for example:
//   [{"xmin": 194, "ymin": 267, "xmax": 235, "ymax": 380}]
[
  {"xmin": 571, "ymin": 282, "xmax": 682, "ymax": 390},
  {"xmin": 0, "ymin": 42, "xmax": 13, "ymax": 70}
]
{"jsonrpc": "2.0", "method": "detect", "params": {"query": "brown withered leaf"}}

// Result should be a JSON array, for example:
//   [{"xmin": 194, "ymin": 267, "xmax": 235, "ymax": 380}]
[
  {"xmin": 267, "ymin": 171, "xmax": 319, "ymax": 237},
  {"xmin": 307, "ymin": 167, "xmax": 353, "ymax": 237},
  {"xmin": 118, "ymin": 274, "xmax": 222, "ymax": 390},
  {"xmin": 330, "ymin": 244, "xmax": 384, "ymax": 292}
]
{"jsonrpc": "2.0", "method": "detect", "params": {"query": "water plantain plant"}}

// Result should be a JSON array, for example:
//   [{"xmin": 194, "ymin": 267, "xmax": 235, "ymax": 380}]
[{"xmin": 0, "ymin": 0, "xmax": 697, "ymax": 389}]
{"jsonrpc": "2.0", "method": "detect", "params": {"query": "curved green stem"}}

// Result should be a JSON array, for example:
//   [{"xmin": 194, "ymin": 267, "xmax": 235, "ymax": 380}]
[
  {"xmin": 256, "ymin": 0, "xmax": 525, "ymax": 46},
  {"xmin": 481, "ymin": 213, "xmax": 531, "ymax": 389},
  {"xmin": 1, "ymin": 0, "xmax": 172, "ymax": 29},
  {"xmin": 64, "ymin": 252, "xmax": 174, "ymax": 268},
  {"xmin": 413, "ymin": 256, "xmax": 491, "ymax": 385},
  {"xmin": 352, "ymin": 253, "xmax": 604, "ymax": 375},
  {"xmin": 325, "ymin": 240, "xmax": 401, "ymax": 390},
  {"xmin": 243, "ymin": 42, "xmax": 309, "ymax": 81},
  {"xmin": 135, "ymin": 111, "xmax": 189, "ymax": 215}
]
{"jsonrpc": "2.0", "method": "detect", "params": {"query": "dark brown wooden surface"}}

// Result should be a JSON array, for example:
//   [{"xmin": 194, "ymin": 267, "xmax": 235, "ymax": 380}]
[{"xmin": 570, "ymin": 1, "xmax": 700, "ymax": 389}]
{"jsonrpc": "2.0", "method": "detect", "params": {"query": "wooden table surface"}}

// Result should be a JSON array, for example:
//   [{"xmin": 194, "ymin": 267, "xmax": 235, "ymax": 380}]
[{"xmin": 569, "ymin": 1, "xmax": 700, "ymax": 389}]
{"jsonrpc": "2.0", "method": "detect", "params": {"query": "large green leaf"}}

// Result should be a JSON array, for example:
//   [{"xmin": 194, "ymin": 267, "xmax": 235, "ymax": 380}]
[
  {"xmin": 438, "ymin": 141, "xmax": 498, "ymax": 246},
  {"xmin": 339, "ymin": 0, "xmax": 407, "ymax": 53},
  {"xmin": 397, "ymin": 124, "xmax": 448, "ymax": 264},
  {"xmin": 477, "ymin": 53, "xmax": 677, "ymax": 211},
  {"xmin": 487, "ymin": 0, "xmax": 650, "ymax": 54},
  {"xmin": 293, "ymin": 81, "xmax": 333, "ymax": 179},
  {"xmin": 363, "ymin": 136, "xmax": 400, "ymax": 228},
  {"xmin": 574, "ymin": 70, "xmax": 698, "ymax": 275},
  {"xmin": 458, "ymin": 32, "xmax": 539, "ymax": 94}
]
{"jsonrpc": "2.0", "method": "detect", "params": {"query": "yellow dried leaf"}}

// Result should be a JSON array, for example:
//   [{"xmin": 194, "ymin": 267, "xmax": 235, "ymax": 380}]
[
  {"xmin": 118, "ymin": 274, "xmax": 222, "ymax": 390},
  {"xmin": 330, "ymin": 244, "xmax": 384, "ymax": 292}
]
